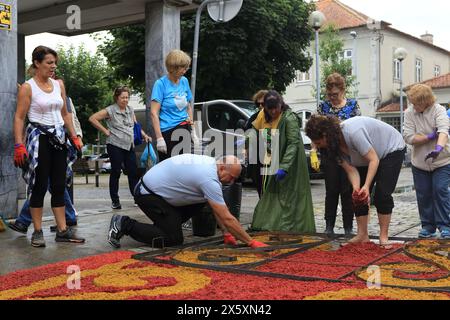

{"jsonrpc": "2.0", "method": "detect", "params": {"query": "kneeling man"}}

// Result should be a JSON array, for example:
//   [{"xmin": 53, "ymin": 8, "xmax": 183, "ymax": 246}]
[{"xmin": 108, "ymin": 154, "xmax": 267, "ymax": 249}]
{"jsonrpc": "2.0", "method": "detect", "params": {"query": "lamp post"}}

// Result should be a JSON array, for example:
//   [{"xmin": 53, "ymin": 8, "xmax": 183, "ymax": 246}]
[
  {"xmin": 394, "ymin": 47, "xmax": 408, "ymax": 136},
  {"xmin": 350, "ymin": 31, "xmax": 357, "ymax": 97},
  {"xmin": 309, "ymin": 10, "xmax": 325, "ymax": 108}
]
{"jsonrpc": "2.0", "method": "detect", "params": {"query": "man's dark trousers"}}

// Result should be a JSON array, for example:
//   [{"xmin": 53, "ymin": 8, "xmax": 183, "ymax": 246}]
[{"xmin": 122, "ymin": 187, "xmax": 205, "ymax": 247}]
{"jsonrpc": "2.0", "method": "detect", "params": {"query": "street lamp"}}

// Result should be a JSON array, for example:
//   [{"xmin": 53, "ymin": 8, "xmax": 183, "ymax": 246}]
[
  {"xmin": 309, "ymin": 10, "xmax": 326, "ymax": 107},
  {"xmin": 350, "ymin": 31, "xmax": 357, "ymax": 97},
  {"xmin": 394, "ymin": 47, "xmax": 408, "ymax": 136}
]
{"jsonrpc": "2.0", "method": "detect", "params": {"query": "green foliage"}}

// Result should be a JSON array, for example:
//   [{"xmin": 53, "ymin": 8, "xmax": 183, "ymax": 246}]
[
  {"xmin": 316, "ymin": 24, "xmax": 358, "ymax": 99},
  {"xmin": 55, "ymin": 45, "xmax": 118, "ymax": 143},
  {"xmin": 96, "ymin": 26, "xmax": 146, "ymax": 95},
  {"xmin": 98, "ymin": 0, "xmax": 313, "ymax": 101}
]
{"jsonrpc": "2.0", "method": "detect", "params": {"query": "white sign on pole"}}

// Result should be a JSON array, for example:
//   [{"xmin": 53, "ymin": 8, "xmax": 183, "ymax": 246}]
[{"xmin": 207, "ymin": 0, "xmax": 243, "ymax": 23}]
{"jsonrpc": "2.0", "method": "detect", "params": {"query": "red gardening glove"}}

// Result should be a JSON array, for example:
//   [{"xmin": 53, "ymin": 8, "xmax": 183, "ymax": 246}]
[
  {"xmin": 352, "ymin": 190, "xmax": 369, "ymax": 208},
  {"xmin": 248, "ymin": 239, "xmax": 269, "ymax": 249},
  {"xmin": 223, "ymin": 232, "xmax": 238, "ymax": 246},
  {"xmin": 14, "ymin": 144, "xmax": 28, "ymax": 168},
  {"xmin": 70, "ymin": 136, "xmax": 82, "ymax": 151}
]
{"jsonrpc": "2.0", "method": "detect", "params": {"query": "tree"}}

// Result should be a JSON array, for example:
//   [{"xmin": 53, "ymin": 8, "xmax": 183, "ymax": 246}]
[
  {"xmin": 316, "ymin": 24, "xmax": 358, "ymax": 99},
  {"xmin": 98, "ymin": 0, "xmax": 314, "ymax": 101},
  {"xmin": 55, "ymin": 45, "xmax": 118, "ymax": 143}
]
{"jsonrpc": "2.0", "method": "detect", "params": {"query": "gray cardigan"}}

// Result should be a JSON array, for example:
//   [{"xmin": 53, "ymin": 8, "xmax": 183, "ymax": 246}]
[{"xmin": 403, "ymin": 103, "xmax": 450, "ymax": 171}]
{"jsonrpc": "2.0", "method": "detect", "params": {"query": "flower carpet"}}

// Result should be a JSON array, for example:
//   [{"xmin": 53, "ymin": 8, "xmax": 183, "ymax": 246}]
[{"xmin": 0, "ymin": 233, "xmax": 448, "ymax": 300}]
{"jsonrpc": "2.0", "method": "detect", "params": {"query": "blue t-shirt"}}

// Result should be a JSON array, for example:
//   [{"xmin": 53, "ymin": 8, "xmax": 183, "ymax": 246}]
[
  {"xmin": 151, "ymin": 75, "xmax": 192, "ymax": 132},
  {"xmin": 141, "ymin": 154, "xmax": 226, "ymax": 206}
]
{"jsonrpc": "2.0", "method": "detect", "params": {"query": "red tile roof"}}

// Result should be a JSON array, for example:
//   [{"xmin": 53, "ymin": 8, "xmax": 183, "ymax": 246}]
[
  {"xmin": 417, "ymin": 73, "xmax": 450, "ymax": 89},
  {"xmin": 315, "ymin": 0, "xmax": 370, "ymax": 30},
  {"xmin": 377, "ymin": 103, "xmax": 408, "ymax": 113}
]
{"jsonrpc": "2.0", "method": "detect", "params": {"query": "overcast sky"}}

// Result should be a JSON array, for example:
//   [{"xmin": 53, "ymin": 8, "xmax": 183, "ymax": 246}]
[
  {"xmin": 25, "ymin": 0, "xmax": 449, "ymax": 62},
  {"xmin": 335, "ymin": 0, "xmax": 449, "ymax": 51}
]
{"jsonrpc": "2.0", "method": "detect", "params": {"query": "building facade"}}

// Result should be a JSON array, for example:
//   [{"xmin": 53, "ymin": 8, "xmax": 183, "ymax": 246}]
[{"xmin": 284, "ymin": 0, "xmax": 450, "ymax": 122}]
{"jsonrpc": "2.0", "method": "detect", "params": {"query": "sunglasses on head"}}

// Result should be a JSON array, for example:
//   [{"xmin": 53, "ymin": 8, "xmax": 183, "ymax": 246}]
[{"xmin": 115, "ymin": 85, "xmax": 129, "ymax": 93}]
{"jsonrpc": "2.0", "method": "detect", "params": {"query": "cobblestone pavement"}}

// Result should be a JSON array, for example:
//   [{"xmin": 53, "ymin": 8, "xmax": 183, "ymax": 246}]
[{"xmin": 0, "ymin": 167, "xmax": 423, "ymax": 275}]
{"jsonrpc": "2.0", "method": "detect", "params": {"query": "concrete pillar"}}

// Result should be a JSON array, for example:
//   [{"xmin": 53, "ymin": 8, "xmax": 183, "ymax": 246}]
[
  {"xmin": 144, "ymin": 1, "xmax": 180, "ymax": 138},
  {"xmin": 0, "ymin": 0, "xmax": 18, "ymax": 219},
  {"xmin": 16, "ymin": 32, "xmax": 26, "ymax": 201},
  {"xmin": 17, "ymin": 32, "xmax": 25, "ymax": 83}
]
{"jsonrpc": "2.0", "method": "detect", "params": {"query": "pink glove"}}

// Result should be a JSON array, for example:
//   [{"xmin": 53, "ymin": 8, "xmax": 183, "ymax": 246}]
[
  {"xmin": 248, "ymin": 240, "xmax": 269, "ymax": 249},
  {"xmin": 223, "ymin": 232, "xmax": 238, "ymax": 246}
]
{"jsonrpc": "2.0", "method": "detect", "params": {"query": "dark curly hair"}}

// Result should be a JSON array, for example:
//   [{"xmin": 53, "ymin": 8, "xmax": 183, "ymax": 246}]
[{"xmin": 305, "ymin": 114, "xmax": 343, "ymax": 162}]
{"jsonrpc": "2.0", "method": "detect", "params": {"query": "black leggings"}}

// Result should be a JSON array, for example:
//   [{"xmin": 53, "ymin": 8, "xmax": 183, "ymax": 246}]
[
  {"xmin": 323, "ymin": 155, "xmax": 353, "ymax": 228},
  {"xmin": 30, "ymin": 134, "xmax": 68, "ymax": 208},
  {"xmin": 122, "ymin": 186, "xmax": 205, "ymax": 247},
  {"xmin": 355, "ymin": 148, "xmax": 406, "ymax": 217},
  {"xmin": 158, "ymin": 123, "xmax": 192, "ymax": 162}
]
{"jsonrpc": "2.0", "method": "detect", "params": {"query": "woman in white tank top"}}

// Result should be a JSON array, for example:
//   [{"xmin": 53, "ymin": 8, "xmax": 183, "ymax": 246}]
[{"xmin": 13, "ymin": 46, "xmax": 85, "ymax": 247}]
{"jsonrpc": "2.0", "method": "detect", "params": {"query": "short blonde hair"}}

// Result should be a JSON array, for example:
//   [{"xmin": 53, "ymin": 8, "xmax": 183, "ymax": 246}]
[
  {"xmin": 407, "ymin": 84, "xmax": 436, "ymax": 107},
  {"xmin": 165, "ymin": 49, "xmax": 191, "ymax": 74}
]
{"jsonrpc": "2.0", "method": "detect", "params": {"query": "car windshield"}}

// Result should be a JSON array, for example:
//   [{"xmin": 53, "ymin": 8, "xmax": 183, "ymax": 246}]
[{"xmin": 233, "ymin": 101, "xmax": 259, "ymax": 116}]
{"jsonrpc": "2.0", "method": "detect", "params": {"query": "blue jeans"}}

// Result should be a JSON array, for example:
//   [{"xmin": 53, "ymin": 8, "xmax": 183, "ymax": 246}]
[
  {"xmin": 16, "ymin": 188, "xmax": 77, "ymax": 227},
  {"xmin": 412, "ymin": 164, "xmax": 450, "ymax": 233}
]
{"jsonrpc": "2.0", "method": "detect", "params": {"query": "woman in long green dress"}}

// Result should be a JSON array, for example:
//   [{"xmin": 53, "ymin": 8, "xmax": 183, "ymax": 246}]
[{"xmin": 247, "ymin": 90, "xmax": 315, "ymax": 233}]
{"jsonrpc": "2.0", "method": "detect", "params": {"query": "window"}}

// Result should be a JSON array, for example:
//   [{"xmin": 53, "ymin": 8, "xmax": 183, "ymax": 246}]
[
  {"xmin": 207, "ymin": 104, "xmax": 245, "ymax": 132},
  {"xmin": 295, "ymin": 70, "xmax": 311, "ymax": 83},
  {"xmin": 340, "ymin": 49, "xmax": 352, "ymax": 60},
  {"xmin": 339, "ymin": 49, "xmax": 353, "ymax": 75},
  {"xmin": 343, "ymin": 49, "xmax": 352, "ymax": 59},
  {"xmin": 415, "ymin": 58, "xmax": 422, "ymax": 83},
  {"xmin": 393, "ymin": 59, "xmax": 401, "ymax": 80},
  {"xmin": 381, "ymin": 117, "xmax": 401, "ymax": 132},
  {"xmin": 434, "ymin": 65, "xmax": 441, "ymax": 77}
]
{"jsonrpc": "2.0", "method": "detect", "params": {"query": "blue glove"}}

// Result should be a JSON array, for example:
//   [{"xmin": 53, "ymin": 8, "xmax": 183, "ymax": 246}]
[
  {"xmin": 235, "ymin": 138, "xmax": 246, "ymax": 147},
  {"xmin": 425, "ymin": 145, "xmax": 443, "ymax": 161},
  {"xmin": 426, "ymin": 130, "xmax": 438, "ymax": 140},
  {"xmin": 275, "ymin": 169, "xmax": 287, "ymax": 181}
]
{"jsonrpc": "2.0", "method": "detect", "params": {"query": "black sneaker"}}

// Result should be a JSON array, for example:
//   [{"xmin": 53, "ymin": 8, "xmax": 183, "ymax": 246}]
[
  {"xmin": 50, "ymin": 220, "xmax": 77, "ymax": 233},
  {"xmin": 108, "ymin": 214, "xmax": 124, "ymax": 248},
  {"xmin": 31, "ymin": 230, "xmax": 46, "ymax": 247},
  {"xmin": 111, "ymin": 200, "xmax": 122, "ymax": 210},
  {"xmin": 8, "ymin": 220, "xmax": 28, "ymax": 234},
  {"xmin": 55, "ymin": 226, "xmax": 85, "ymax": 243}
]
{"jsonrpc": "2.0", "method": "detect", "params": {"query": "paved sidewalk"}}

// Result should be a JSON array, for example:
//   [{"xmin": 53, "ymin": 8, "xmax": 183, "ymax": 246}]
[{"xmin": 0, "ymin": 167, "xmax": 421, "ymax": 275}]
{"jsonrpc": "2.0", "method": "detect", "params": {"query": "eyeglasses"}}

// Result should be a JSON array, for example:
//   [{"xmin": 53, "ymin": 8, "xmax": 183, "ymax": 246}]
[{"xmin": 255, "ymin": 101, "xmax": 264, "ymax": 108}]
